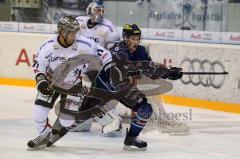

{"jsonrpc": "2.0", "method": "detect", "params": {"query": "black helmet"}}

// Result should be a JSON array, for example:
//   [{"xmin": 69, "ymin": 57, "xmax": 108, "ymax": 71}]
[
  {"xmin": 57, "ymin": 15, "xmax": 80, "ymax": 33},
  {"xmin": 122, "ymin": 24, "xmax": 141, "ymax": 38}
]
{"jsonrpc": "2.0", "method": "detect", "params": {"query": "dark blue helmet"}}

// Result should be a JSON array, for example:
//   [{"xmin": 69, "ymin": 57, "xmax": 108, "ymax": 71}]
[{"xmin": 122, "ymin": 24, "xmax": 141, "ymax": 38}]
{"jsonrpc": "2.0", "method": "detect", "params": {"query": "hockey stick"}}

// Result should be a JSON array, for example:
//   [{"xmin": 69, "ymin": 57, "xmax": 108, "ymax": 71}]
[
  {"xmin": 127, "ymin": 69, "xmax": 229, "ymax": 78},
  {"xmin": 182, "ymin": 71, "xmax": 229, "ymax": 75}
]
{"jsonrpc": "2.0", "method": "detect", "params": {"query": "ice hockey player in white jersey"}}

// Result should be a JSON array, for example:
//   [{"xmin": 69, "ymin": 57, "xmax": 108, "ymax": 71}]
[
  {"xmin": 76, "ymin": 0, "xmax": 119, "ymax": 48},
  {"xmin": 73, "ymin": 0, "xmax": 122, "ymax": 136},
  {"xmin": 27, "ymin": 15, "xmax": 113, "ymax": 149}
]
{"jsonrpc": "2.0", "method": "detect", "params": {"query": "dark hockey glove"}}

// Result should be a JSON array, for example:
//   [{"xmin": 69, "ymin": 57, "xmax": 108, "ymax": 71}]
[
  {"xmin": 146, "ymin": 63, "xmax": 170, "ymax": 80},
  {"xmin": 36, "ymin": 73, "xmax": 53, "ymax": 95},
  {"xmin": 166, "ymin": 67, "xmax": 183, "ymax": 80}
]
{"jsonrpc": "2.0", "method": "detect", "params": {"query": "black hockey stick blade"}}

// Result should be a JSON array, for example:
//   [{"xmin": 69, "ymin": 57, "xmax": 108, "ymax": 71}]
[{"xmin": 182, "ymin": 71, "xmax": 229, "ymax": 75}]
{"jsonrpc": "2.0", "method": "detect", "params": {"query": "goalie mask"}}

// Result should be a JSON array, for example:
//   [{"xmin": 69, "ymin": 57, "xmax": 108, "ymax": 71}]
[{"xmin": 86, "ymin": 0, "xmax": 105, "ymax": 24}]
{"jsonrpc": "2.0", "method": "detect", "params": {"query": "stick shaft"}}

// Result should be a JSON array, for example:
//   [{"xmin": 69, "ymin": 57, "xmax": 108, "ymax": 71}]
[{"xmin": 182, "ymin": 71, "xmax": 228, "ymax": 75}]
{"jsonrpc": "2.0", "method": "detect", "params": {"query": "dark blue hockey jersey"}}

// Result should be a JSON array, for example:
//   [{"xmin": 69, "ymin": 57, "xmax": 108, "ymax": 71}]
[
  {"xmin": 96, "ymin": 41, "xmax": 153, "ymax": 92},
  {"xmin": 111, "ymin": 41, "xmax": 152, "ymax": 62}
]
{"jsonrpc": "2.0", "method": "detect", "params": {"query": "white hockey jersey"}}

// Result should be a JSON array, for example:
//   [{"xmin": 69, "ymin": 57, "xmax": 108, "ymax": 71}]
[
  {"xmin": 76, "ymin": 16, "xmax": 120, "ymax": 48},
  {"xmin": 33, "ymin": 34, "xmax": 112, "ymax": 83}
]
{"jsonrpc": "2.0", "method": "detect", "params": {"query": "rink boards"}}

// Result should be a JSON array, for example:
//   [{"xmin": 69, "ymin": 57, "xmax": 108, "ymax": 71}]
[{"xmin": 0, "ymin": 32, "xmax": 240, "ymax": 113}]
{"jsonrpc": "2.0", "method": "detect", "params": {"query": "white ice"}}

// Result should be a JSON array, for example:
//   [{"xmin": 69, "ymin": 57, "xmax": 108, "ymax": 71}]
[{"xmin": 0, "ymin": 85, "xmax": 240, "ymax": 159}]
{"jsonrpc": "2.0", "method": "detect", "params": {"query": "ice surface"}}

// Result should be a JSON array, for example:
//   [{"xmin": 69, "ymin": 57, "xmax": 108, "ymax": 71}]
[{"xmin": 0, "ymin": 85, "xmax": 240, "ymax": 159}]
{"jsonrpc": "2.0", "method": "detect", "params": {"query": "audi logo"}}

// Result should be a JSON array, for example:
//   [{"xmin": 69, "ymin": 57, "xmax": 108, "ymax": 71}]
[{"xmin": 180, "ymin": 58, "xmax": 226, "ymax": 89}]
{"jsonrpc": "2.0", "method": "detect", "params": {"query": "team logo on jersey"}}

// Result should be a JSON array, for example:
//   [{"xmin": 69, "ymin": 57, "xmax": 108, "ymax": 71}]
[{"xmin": 63, "ymin": 64, "xmax": 87, "ymax": 85}]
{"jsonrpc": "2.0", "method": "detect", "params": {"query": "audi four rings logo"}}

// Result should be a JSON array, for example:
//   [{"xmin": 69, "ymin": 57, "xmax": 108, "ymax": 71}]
[{"xmin": 180, "ymin": 58, "xmax": 226, "ymax": 89}]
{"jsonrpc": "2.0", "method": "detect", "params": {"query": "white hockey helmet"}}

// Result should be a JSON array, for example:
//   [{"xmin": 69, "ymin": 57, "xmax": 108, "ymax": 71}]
[{"xmin": 86, "ymin": 0, "xmax": 105, "ymax": 23}]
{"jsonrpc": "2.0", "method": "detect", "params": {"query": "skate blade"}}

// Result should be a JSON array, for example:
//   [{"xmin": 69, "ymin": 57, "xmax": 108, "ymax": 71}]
[
  {"xmin": 27, "ymin": 144, "xmax": 47, "ymax": 151},
  {"xmin": 122, "ymin": 145, "xmax": 147, "ymax": 151}
]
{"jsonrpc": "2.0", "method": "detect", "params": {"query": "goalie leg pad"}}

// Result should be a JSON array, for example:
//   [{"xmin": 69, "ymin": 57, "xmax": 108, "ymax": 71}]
[
  {"xmin": 153, "ymin": 98, "xmax": 190, "ymax": 135},
  {"xmin": 94, "ymin": 108, "xmax": 122, "ymax": 136},
  {"xmin": 71, "ymin": 118, "xmax": 93, "ymax": 132}
]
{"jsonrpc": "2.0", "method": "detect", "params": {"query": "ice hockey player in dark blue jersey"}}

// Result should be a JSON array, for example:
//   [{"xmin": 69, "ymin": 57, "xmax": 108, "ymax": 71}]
[
  {"xmin": 93, "ymin": 24, "xmax": 183, "ymax": 150},
  {"xmin": 117, "ymin": 24, "xmax": 189, "ymax": 136},
  {"xmin": 112, "ymin": 24, "xmax": 153, "ymax": 150}
]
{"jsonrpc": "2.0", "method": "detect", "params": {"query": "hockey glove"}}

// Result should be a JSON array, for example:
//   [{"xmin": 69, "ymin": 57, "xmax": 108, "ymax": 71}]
[
  {"xmin": 147, "ymin": 64, "xmax": 170, "ymax": 80},
  {"xmin": 166, "ymin": 67, "xmax": 183, "ymax": 80},
  {"xmin": 36, "ymin": 73, "xmax": 53, "ymax": 95}
]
